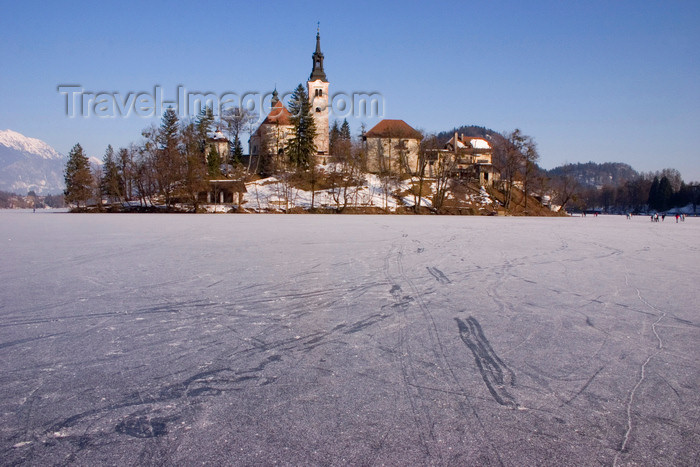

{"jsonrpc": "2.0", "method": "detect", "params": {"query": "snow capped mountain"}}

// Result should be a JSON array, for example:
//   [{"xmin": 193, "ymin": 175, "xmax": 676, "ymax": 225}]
[
  {"xmin": 0, "ymin": 129, "xmax": 66, "ymax": 195},
  {"xmin": 0, "ymin": 129, "xmax": 64, "ymax": 161}
]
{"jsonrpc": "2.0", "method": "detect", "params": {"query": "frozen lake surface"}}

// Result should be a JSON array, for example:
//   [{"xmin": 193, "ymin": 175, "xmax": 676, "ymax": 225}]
[{"xmin": 1, "ymin": 212, "xmax": 698, "ymax": 465}]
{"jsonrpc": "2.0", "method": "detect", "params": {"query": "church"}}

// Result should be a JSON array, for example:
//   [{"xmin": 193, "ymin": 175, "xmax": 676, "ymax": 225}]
[
  {"xmin": 247, "ymin": 29, "xmax": 429, "ymax": 179},
  {"xmin": 248, "ymin": 30, "xmax": 330, "ymax": 169}
]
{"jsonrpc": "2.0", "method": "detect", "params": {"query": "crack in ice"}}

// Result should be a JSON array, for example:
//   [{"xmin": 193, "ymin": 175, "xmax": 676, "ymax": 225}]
[{"xmin": 615, "ymin": 271, "xmax": 667, "ymax": 465}]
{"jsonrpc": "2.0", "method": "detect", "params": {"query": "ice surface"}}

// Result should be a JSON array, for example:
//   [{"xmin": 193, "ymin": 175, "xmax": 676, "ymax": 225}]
[{"xmin": 0, "ymin": 212, "xmax": 698, "ymax": 465}]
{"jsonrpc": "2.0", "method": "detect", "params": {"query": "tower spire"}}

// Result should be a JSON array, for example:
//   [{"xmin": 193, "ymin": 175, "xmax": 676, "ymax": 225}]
[{"xmin": 309, "ymin": 25, "xmax": 327, "ymax": 82}]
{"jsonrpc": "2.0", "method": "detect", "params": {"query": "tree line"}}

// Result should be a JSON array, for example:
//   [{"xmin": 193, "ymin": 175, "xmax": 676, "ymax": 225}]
[
  {"xmin": 64, "ymin": 84, "xmax": 320, "ymax": 210},
  {"xmin": 64, "ymin": 101, "xmax": 695, "ymax": 215},
  {"xmin": 544, "ymin": 165, "xmax": 697, "ymax": 213}
]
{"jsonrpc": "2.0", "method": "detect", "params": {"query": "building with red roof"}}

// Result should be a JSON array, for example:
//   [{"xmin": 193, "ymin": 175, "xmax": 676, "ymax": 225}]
[{"xmin": 363, "ymin": 119, "xmax": 423, "ymax": 174}]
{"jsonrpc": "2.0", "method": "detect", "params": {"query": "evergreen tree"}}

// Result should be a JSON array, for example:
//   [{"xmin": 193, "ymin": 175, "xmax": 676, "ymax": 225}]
[
  {"xmin": 195, "ymin": 106, "xmax": 215, "ymax": 155},
  {"xmin": 231, "ymin": 135, "xmax": 244, "ymax": 165},
  {"xmin": 286, "ymin": 84, "xmax": 316, "ymax": 169},
  {"xmin": 64, "ymin": 143, "xmax": 93, "ymax": 208},
  {"xmin": 648, "ymin": 176, "xmax": 660, "ymax": 210},
  {"xmin": 657, "ymin": 176, "xmax": 673, "ymax": 211},
  {"xmin": 159, "ymin": 108, "xmax": 179, "ymax": 150},
  {"xmin": 118, "ymin": 147, "xmax": 133, "ymax": 201},
  {"xmin": 100, "ymin": 144, "xmax": 122, "ymax": 203},
  {"xmin": 340, "ymin": 119, "xmax": 351, "ymax": 141},
  {"xmin": 207, "ymin": 146, "xmax": 222, "ymax": 179},
  {"xmin": 329, "ymin": 120, "xmax": 340, "ymax": 156},
  {"xmin": 155, "ymin": 107, "xmax": 182, "ymax": 206}
]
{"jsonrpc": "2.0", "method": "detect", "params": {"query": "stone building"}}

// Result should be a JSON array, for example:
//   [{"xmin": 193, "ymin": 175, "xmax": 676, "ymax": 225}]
[
  {"xmin": 209, "ymin": 129, "xmax": 230, "ymax": 159},
  {"xmin": 248, "ymin": 90, "xmax": 293, "ymax": 171},
  {"xmin": 363, "ymin": 119, "xmax": 423, "ymax": 174},
  {"xmin": 198, "ymin": 180, "xmax": 247, "ymax": 206},
  {"xmin": 445, "ymin": 132, "xmax": 497, "ymax": 186}
]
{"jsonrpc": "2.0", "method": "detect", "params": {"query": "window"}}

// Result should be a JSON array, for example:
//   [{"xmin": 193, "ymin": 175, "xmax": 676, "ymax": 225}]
[
  {"xmin": 315, "ymin": 89, "xmax": 323, "ymax": 97},
  {"xmin": 316, "ymin": 107, "xmax": 321, "ymax": 112}
]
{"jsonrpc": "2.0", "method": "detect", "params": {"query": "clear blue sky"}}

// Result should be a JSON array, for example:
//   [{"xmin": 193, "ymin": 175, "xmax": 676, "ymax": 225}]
[{"xmin": 1, "ymin": 0, "xmax": 698, "ymax": 181}]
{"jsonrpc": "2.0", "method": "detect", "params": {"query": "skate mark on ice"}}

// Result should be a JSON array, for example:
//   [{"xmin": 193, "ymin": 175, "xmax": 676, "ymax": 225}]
[
  {"xmin": 40, "ymin": 353, "xmax": 284, "ymax": 449},
  {"xmin": 343, "ymin": 313, "xmax": 390, "ymax": 334},
  {"xmin": 456, "ymin": 317, "xmax": 517, "ymax": 408},
  {"xmin": 0, "ymin": 333, "xmax": 64, "ymax": 350},
  {"xmin": 411, "ymin": 239, "xmax": 425, "ymax": 254},
  {"xmin": 613, "ymin": 271, "xmax": 668, "ymax": 465},
  {"xmin": 563, "ymin": 366, "xmax": 604, "ymax": 405},
  {"xmin": 115, "ymin": 414, "xmax": 172, "ymax": 438},
  {"xmin": 426, "ymin": 266, "xmax": 451, "ymax": 284},
  {"xmin": 382, "ymin": 247, "xmax": 440, "ymax": 461}
]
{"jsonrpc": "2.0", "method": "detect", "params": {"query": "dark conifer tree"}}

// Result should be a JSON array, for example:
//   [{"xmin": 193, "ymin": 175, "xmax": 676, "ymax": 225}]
[
  {"xmin": 340, "ymin": 119, "xmax": 351, "ymax": 141},
  {"xmin": 231, "ymin": 135, "xmax": 244, "ymax": 165},
  {"xmin": 195, "ymin": 106, "xmax": 215, "ymax": 156},
  {"xmin": 207, "ymin": 146, "xmax": 222, "ymax": 179},
  {"xmin": 159, "ymin": 108, "xmax": 179, "ymax": 150},
  {"xmin": 648, "ymin": 176, "xmax": 660, "ymax": 210},
  {"xmin": 286, "ymin": 84, "xmax": 316, "ymax": 169},
  {"xmin": 101, "ymin": 144, "xmax": 122, "ymax": 203},
  {"xmin": 155, "ymin": 107, "xmax": 182, "ymax": 206},
  {"xmin": 329, "ymin": 120, "xmax": 340, "ymax": 155},
  {"xmin": 658, "ymin": 176, "xmax": 673, "ymax": 211},
  {"xmin": 64, "ymin": 143, "xmax": 93, "ymax": 208}
]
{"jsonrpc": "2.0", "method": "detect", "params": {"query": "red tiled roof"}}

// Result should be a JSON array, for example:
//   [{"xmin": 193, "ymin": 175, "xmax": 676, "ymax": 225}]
[
  {"xmin": 262, "ymin": 100, "xmax": 291, "ymax": 126},
  {"xmin": 253, "ymin": 101, "xmax": 293, "ymax": 136},
  {"xmin": 365, "ymin": 119, "xmax": 422, "ymax": 139}
]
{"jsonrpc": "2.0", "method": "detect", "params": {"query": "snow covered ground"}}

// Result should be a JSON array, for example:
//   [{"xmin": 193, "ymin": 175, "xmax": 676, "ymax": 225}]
[
  {"xmin": 244, "ymin": 172, "xmax": 439, "ymax": 212},
  {"xmin": 1, "ymin": 212, "xmax": 698, "ymax": 465}
]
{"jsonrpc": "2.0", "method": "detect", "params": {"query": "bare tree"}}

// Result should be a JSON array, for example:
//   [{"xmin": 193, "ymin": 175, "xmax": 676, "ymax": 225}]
[
  {"xmin": 432, "ymin": 156, "xmax": 454, "ymax": 213},
  {"xmin": 493, "ymin": 129, "xmax": 537, "ymax": 209},
  {"xmin": 222, "ymin": 107, "xmax": 255, "ymax": 167},
  {"xmin": 179, "ymin": 122, "xmax": 209, "ymax": 211},
  {"xmin": 521, "ymin": 137, "xmax": 540, "ymax": 208},
  {"xmin": 430, "ymin": 134, "xmax": 456, "ymax": 213},
  {"xmin": 133, "ymin": 144, "xmax": 157, "ymax": 207},
  {"xmin": 328, "ymin": 138, "xmax": 363, "ymax": 211},
  {"xmin": 550, "ymin": 166, "xmax": 580, "ymax": 212},
  {"xmin": 413, "ymin": 132, "xmax": 434, "ymax": 212}
]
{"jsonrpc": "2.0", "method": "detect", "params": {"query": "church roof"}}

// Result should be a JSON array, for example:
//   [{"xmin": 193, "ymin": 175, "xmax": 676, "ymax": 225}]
[
  {"xmin": 262, "ymin": 101, "xmax": 292, "ymax": 126},
  {"xmin": 309, "ymin": 31, "xmax": 327, "ymax": 82},
  {"xmin": 254, "ymin": 100, "xmax": 292, "ymax": 136},
  {"xmin": 365, "ymin": 119, "xmax": 422, "ymax": 140}
]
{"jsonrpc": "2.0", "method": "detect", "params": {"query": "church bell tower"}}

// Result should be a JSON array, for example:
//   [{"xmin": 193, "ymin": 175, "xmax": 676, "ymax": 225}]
[{"xmin": 307, "ymin": 26, "xmax": 329, "ymax": 156}]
